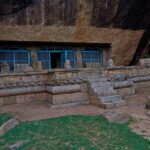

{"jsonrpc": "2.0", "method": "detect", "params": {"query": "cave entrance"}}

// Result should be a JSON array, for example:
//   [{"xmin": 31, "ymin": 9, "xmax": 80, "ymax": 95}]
[{"xmin": 51, "ymin": 52, "xmax": 61, "ymax": 69}]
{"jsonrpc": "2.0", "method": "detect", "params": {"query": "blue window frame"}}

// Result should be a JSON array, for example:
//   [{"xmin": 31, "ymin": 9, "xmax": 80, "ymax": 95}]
[
  {"xmin": 36, "ymin": 50, "xmax": 51, "ymax": 69},
  {"xmin": 61, "ymin": 50, "xmax": 76, "ymax": 68},
  {"xmin": 36, "ymin": 49, "xmax": 76, "ymax": 69},
  {"xmin": 81, "ymin": 49, "xmax": 102, "ymax": 67},
  {"xmin": 0, "ymin": 49, "xmax": 30, "ymax": 71}
]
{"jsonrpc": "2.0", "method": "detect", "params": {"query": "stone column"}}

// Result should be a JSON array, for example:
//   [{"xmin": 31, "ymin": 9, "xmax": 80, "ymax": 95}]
[
  {"xmin": 102, "ymin": 48, "xmax": 111, "ymax": 65},
  {"xmin": 30, "ymin": 47, "xmax": 42, "ymax": 71},
  {"xmin": 76, "ymin": 50, "xmax": 82, "ymax": 68},
  {"xmin": 30, "ymin": 47, "xmax": 37, "ymax": 63},
  {"xmin": 102, "ymin": 48, "xmax": 107, "ymax": 65}
]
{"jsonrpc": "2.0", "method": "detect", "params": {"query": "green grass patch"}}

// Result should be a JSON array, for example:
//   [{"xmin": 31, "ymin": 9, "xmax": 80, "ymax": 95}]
[
  {"xmin": 0, "ymin": 113, "xmax": 13, "ymax": 126},
  {"xmin": 0, "ymin": 115, "xmax": 150, "ymax": 150}
]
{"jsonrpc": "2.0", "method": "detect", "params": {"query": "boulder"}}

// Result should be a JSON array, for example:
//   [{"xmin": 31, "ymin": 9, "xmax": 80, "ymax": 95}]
[{"xmin": 102, "ymin": 111, "xmax": 131, "ymax": 123}]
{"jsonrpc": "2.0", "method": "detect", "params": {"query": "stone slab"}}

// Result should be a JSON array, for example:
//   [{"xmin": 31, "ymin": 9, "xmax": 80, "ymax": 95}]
[
  {"xmin": 116, "ymin": 87, "xmax": 135, "ymax": 96},
  {"xmin": 4, "ymin": 96, "xmax": 16, "ymax": 105},
  {"xmin": 46, "ymin": 85, "xmax": 81, "ymax": 94},
  {"xmin": 51, "ymin": 92, "xmax": 86, "ymax": 105},
  {"xmin": 0, "ymin": 118, "xmax": 19, "ymax": 136},
  {"xmin": 0, "ymin": 97, "xmax": 4, "ymax": 106},
  {"xmin": 102, "ymin": 111, "xmax": 131, "ymax": 123}
]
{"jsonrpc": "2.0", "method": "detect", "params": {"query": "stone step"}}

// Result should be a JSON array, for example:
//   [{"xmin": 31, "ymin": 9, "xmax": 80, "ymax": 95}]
[
  {"xmin": 88, "ymin": 77, "xmax": 107, "ymax": 83},
  {"xmin": 94, "ymin": 90, "xmax": 117, "ymax": 96},
  {"xmin": 49, "ymin": 100, "xmax": 89, "ymax": 109},
  {"xmin": 101, "ymin": 100, "xmax": 125, "ymax": 109},
  {"xmin": 101, "ymin": 102, "xmax": 115, "ymax": 109},
  {"xmin": 99, "ymin": 95, "xmax": 122, "ymax": 103},
  {"xmin": 113, "ymin": 100, "xmax": 126, "ymax": 107},
  {"xmin": 92, "ymin": 86, "xmax": 114, "ymax": 92},
  {"xmin": 90, "ymin": 82, "xmax": 111, "ymax": 88}
]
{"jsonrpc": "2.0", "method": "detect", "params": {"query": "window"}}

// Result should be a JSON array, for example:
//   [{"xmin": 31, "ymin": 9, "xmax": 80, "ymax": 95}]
[
  {"xmin": 81, "ymin": 49, "xmax": 102, "ymax": 68},
  {"xmin": 0, "ymin": 49, "xmax": 30, "ymax": 71},
  {"xmin": 36, "ymin": 49, "xmax": 77, "ymax": 69}
]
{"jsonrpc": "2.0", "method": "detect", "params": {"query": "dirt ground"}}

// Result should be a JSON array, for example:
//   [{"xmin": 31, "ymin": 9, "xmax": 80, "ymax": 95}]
[{"xmin": 0, "ymin": 90, "xmax": 150, "ymax": 140}]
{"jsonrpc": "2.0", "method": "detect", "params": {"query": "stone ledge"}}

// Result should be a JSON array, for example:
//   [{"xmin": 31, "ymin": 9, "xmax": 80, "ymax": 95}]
[
  {"xmin": 111, "ymin": 81, "xmax": 133, "ymax": 89},
  {"xmin": 129, "ymin": 76, "xmax": 150, "ymax": 83},
  {"xmin": 0, "ymin": 71, "xmax": 48, "ymax": 77},
  {"xmin": 0, "ymin": 86, "xmax": 45, "ymax": 97},
  {"xmin": 48, "ymin": 69, "xmax": 80, "ymax": 73},
  {"xmin": 116, "ymin": 87, "xmax": 135, "ymax": 96},
  {"xmin": 107, "ymin": 66, "xmax": 125, "ymax": 70},
  {"xmin": 49, "ymin": 100, "xmax": 89, "ymax": 109},
  {"xmin": 46, "ymin": 85, "xmax": 81, "ymax": 94}
]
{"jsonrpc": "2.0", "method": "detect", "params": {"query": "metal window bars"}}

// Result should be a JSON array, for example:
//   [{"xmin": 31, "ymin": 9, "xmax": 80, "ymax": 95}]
[
  {"xmin": 36, "ymin": 49, "xmax": 77, "ymax": 69},
  {"xmin": 81, "ymin": 49, "xmax": 102, "ymax": 68},
  {"xmin": 0, "ymin": 49, "xmax": 30, "ymax": 72}
]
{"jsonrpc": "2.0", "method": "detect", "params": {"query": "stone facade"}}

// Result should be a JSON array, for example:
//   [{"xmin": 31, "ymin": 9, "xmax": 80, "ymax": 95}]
[
  {"xmin": 0, "ymin": 26, "xmax": 143, "ymax": 66},
  {"xmin": 0, "ymin": 65, "xmax": 150, "ymax": 107},
  {"xmin": 106, "ymin": 63, "xmax": 150, "ymax": 96}
]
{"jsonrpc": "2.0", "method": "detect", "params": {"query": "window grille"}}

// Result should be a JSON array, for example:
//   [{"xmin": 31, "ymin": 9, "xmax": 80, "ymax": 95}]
[
  {"xmin": 36, "ymin": 49, "xmax": 77, "ymax": 69},
  {"xmin": 81, "ymin": 49, "xmax": 102, "ymax": 67},
  {"xmin": 61, "ymin": 50, "xmax": 76, "ymax": 68},
  {"xmin": 36, "ymin": 51, "xmax": 51, "ymax": 69},
  {"xmin": 0, "ymin": 49, "xmax": 30, "ymax": 72}
]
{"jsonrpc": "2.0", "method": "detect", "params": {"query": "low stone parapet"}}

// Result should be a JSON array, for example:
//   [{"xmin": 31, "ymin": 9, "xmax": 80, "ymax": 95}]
[
  {"xmin": 110, "ymin": 81, "xmax": 133, "ymax": 89},
  {"xmin": 129, "ymin": 76, "xmax": 150, "ymax": 83},
  {"xmin": 106, "ymin": 66, "xmax": 150, "ymax": 78},
  {"xmin": 0, "ymin": 86, "xmax": 45, "ymax": 97},
  {"xmin": 46, "ymin": 85, "xmax": 81, "ymax": 94},
  {"xmin": 0, "ymin": 70, "xmax": 90, "ymax": 107}
]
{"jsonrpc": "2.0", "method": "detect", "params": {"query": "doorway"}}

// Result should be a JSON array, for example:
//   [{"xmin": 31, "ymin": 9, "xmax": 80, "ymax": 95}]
[{"xmin": 51, "ymin": 52, "xmax": 61, "ymax": 69}]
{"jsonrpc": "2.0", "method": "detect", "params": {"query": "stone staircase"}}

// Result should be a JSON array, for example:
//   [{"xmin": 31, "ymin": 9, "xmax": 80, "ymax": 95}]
[{"xmin": 87, "ymin": 76, "xmax": 126, "ymax": 109}]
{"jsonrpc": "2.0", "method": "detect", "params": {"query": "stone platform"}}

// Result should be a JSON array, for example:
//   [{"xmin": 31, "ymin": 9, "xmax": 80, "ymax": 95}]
[{"xmin": 0, "ymin": 66, "xmax": 150, "ymax": 109}]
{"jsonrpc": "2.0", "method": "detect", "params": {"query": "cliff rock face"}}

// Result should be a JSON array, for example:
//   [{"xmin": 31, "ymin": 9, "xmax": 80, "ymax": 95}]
[{"xmin": 0, "ymin": 0, "xmax": 149, "ymax": 65}]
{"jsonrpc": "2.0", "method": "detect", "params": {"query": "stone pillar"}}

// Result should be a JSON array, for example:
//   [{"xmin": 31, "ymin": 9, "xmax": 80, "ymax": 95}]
[
  {"xmin": 76, "ymin": 50, "xmax": 82, "ymax": 68},
  {"xmin": 30, "ymin": 47, "xmax": 37, "ymax": 63},
  {"xmin": 31, "ymin": 62, "xmax": 43, "ymax": 71},
  {"xmin": 30, "ymin": 47, "xmax": 43, "ymax": 71},
  {"xmin": 102, "ymin": 48, "xmax": 110, "ymax": 65}
]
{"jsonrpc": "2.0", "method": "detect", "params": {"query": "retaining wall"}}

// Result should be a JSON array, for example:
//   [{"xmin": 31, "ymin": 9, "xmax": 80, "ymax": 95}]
[{"xmin": 0, "ymin": 69, "xmax": 91, "ymax": 106}]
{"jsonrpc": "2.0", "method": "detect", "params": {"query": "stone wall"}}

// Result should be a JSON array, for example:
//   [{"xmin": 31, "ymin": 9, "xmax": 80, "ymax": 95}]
[
  {"xmin": 106, "ymin": 65, "xmax": 150, "ymax": 96},
  {"xmin": 106, "ymin": 66, "xmax": 150, "ymax": 78},
  {"xmin": 0, "ymin": 69, "xmax": 90, "ymax": 106}
]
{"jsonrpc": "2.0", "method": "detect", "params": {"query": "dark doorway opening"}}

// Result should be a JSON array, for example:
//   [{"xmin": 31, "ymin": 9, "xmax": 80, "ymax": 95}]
[{"xmin": 51, "ymin": 53, "xmax": 61, "ymax": 69}]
